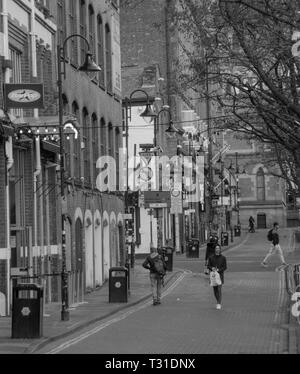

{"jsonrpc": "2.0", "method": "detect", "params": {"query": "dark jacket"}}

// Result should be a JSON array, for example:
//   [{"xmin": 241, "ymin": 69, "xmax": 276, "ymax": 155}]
[
  {"xmin": 271, "ymin": 231, "xmax": 279, "ymax": 245},
  {"xmin": 142, "ymin": 253, "xmax": 167, "ymax": 274},
  {"xmin": 205, "ymin": 242, "xmax": 217, "ymax": 262},
  {"xmin": 207, "ymin": 254, "xmax": 227, "ymax": 284}
]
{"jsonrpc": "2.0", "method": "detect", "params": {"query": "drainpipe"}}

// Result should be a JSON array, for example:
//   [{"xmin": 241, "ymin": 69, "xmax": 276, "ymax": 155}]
[
  {"xmin": 33, "ymin": 137, "xmax": 41, "ymax": 276},
  {"xmin": 2, "ymin": 0, "xmax": 13, "ymax": 316}
]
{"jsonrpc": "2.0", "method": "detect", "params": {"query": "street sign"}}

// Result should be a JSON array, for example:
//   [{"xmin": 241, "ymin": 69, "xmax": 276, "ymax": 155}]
[
  {"xmin": 3, "ymin": 83, "xmax": 44, "ymax": 109},
  {"xmin": 140, "ymin": 143, "xmax": 153, "ymax": 149},
  {"xmin": 149, "ymin": 203, "xmax": 168, "ymax": 208},
  {"xmin": 139, "ymin": 151, "xmax": 155, "ymax": 164},
  {"xmin": 184, "ymin": 209, "xmax": 195, "ymax": 215},
  {"xmin": 123, "ymin": 213, "xmax": 133, "ymax": 219},
  {"xmin": 143, "ymin": 191, "xmax": 171, "ymax": 208},
  {"xmin": 11, "ymin": 267, "xmax": 28, "ymax": 276}
]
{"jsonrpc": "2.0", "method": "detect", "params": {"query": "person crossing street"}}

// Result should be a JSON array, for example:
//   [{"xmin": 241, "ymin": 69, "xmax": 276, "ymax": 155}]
[{"xmin": 261, "ymin": 222, "xmax": 287, "ymax": 268}]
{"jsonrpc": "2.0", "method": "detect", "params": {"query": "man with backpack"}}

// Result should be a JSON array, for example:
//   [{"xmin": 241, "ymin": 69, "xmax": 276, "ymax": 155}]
[
  {"xmin": 142, "ymin": 247, "xmax": 167, "ymax": 305},
  {"xmin": 261, "ymin": 222, "xmax": 287, "ymax": 268}
]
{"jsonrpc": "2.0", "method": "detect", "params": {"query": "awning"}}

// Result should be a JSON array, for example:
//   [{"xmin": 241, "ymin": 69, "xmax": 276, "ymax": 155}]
[
  {"xmin": 41, "ymin": 140, "xmax": 60, "ymax": 154},
  {"xmin": 0, "ymin": 121, "xmax": 15, "ymax": 137}
]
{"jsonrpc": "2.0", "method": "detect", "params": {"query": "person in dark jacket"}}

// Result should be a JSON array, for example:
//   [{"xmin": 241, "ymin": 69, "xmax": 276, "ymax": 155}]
[
  {"xmin": 261, "ymin": 222, "xmax": 286, "ymax": 267},
  {"xmin": 142, "ymin": 247, "xmax": 167, "ymax": 305},
  {"xmin": 204, "ymin": 235, "xmax": 218, "ymax": 274},
  {"xmin": 207, "ymin": 244, "xmax": 227, "ymax": 310}
]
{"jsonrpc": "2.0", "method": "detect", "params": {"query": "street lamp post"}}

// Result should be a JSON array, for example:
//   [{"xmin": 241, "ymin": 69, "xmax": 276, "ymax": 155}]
[
  {"xmin": 235, "ymin": 152, "xmax": 241, "ymax": 227},
  {"xmin": 57, "ymin": 34, "xmax": 101, "ymax": 321},
  {"xmin": 124, "ymin": 90, "xmax": 156, "ymax": 258}
]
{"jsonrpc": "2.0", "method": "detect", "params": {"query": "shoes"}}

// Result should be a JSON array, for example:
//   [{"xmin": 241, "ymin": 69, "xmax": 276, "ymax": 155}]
[
  {"xmin": 216, "ymin": 304, "xmax": 221, "ymax": 310},
  {"xmin": 282, "ymin": 263, "xmax": 287, "ymax": 266},
  {"xmin": 153, "ymin": 300, "xmax": 158, "ymax": 305},
  {"xmin": 261, "ymin": 262, "xmax": 268, "ymax": 268}
]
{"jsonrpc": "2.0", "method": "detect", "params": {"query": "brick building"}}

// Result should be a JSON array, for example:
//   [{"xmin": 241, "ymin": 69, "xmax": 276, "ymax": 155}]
[
  {"xmin": 0, "ymin": 0, "xmax": 124, "ymax": 316},
  {"xmin": 120, "ymin": 0, "xmax": 205, "ymax": 255}
]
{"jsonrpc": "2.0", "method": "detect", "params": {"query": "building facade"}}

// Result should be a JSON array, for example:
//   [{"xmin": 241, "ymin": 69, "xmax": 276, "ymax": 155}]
[{"xmin": 0, "ymin": 0, "xmax": 124, "ymax": 316}]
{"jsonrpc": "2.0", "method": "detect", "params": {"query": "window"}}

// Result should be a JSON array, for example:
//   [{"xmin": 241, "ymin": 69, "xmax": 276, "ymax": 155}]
[
  {"xmin": 88, "ymin": 5, "xmax": 95, "ymax": 57},
  {"xmin": 108, "ymin": 123, "xmax": 114, "ymax": 157},
  {"xmin": 100, "ymin": 118, "xmax": 106, "ymax": 156},
  {"xmin": 83, "ymin": 108, "xmax": 91, "ymax": 184},
  {"xmin": 105, "ymin": 24, "xmax": 112, "ymax": 92},
  {"xmin": 92, "ymin": 114, "xmax": 98, "ymax": 184},
  {"xmin": 57, "ymin": 0, "xmax": 66, "ymax": 46},
  {"xmin": 9, "ymin": 47, "xmax": 22, "ymax": 117},
  {"xmin": 69, "ymin": 0, "xmax": 78, "ymax": 65},
  {"xmin": 79, "ymin": 0, "xmax": 87, "ymax": 65},
  {"xmin": 115, "ymin": 127, "xmax": 120, "ymax": 190},
  {"xmin": 256, "ymin": 168, "xmax": 266, "ymax": 201},
  {"xmin": 72, "ymin": 101, "xmax": 80, "ymax": 179},
  {"xmin": 97, "ymin": 15, "xmax": 105, "ymax": 87}
]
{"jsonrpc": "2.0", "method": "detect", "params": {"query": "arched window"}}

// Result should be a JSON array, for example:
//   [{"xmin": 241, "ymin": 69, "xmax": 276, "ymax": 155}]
[
  {"xmin": 100, "ymin": 118, "xmax": 106, "ymax": 156},
  {"xmin": 92, "ymin": 113, "xmax": 98, "ymax": 184},
  {"xmin": 69, "ymin": 0, "xmax": 78, "ymax": 65},
  {"xmin": 105, "ymin": 24, "xmax": 112, "ymax": 92},
  {"xmin": 79, "ymin": 0, "xmax": 87, "ymax": 65},
  {"xmin": 82, "ymin": 108, "xmax": 90, "ymax": 184},
  {"xmin": 115, "ymin": 127, "xmax": 120, "ymax": 190},
  {"xmin": 62, "ymin": 95, "xmax": 71, "ymax": 176},
  {"xmin": 108, "ymin": 122, "xmax": 114, "ymax": 157},
  {"xmin": 72, "ymin": 101, "xmax": 80, "ymax": 179},
  {"xmin": 256, "ymin": 167, "xmax": 266, "ymax": 201},
  {"xmin": 88, "ymin": 5, "xmax": 95, "ymax": 57},
  {"xmin": 57, "ymin": 0, "xmax": 66, "ymax": 46},
  {"xmin": 97, "ymin": 15, "xmax": 105, "ymax": 87}
]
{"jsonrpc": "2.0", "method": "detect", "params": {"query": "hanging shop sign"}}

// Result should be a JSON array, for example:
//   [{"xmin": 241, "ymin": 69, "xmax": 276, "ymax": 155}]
[{"xmin": 3, "ymin": 83, "xmax": 44, "ymax": 109}]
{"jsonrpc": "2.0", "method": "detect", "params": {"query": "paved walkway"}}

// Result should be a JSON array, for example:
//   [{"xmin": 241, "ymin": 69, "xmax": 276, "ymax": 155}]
[{"xmin": 0, "ymin": 228, "xmax": 299, "ymax": 354}]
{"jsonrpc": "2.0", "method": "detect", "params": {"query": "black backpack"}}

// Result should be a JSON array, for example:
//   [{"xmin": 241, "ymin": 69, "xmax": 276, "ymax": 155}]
[
  {"xmin": 152, "ymin": 255, "xmax": 166, "ymax": 277},
  {"xmin": 267, "ymin": 229, "xmax": 273, "ymax": 241}
]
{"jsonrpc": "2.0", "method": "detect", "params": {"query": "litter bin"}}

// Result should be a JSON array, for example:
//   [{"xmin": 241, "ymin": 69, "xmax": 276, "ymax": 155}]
[
  {"xmin": 109, "ymin": 267, "xmax": 128, "ymax": 303},
  {"xmin": 221, "ymin": 232, "xmax": 229, "ymax": 246},
  {"xmin": 234, "ymin": 225, "xmax": 241, "ymax": 237},
  {"xmin": 186, "ymin": 238, "xmax": 200, "ymax": 258},
  {"xmin": 11, "ymin": 283, "xmax": 43, "ymax": 339},
  {"xmin": 162, "ymin": 246, "xmax": 174, "ymax": 272}
]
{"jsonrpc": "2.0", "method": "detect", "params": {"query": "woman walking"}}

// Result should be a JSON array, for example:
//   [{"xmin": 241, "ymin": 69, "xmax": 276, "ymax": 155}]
[{"xmin": 207, "ymin": 244, "xmax": 227, "ymax": 310}]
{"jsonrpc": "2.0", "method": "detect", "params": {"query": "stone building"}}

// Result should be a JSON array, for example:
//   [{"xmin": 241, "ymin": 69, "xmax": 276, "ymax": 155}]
[{"xmin": 0, "ymin": 0, "xmax": 124, "ymax": 316}]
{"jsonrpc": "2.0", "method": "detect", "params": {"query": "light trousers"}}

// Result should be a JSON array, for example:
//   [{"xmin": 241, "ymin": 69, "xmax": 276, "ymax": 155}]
[
  {"xmin": 263, "ymin": 244, "xmax": 285, "ymax": 264},
  {"xmin": 150, "ymin": 273, "xmax": 162, "ymax": 302}
]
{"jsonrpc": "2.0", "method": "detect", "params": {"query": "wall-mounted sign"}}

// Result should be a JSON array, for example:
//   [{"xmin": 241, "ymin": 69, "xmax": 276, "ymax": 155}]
[
  {"xmin": 143, "ymin": 191, "xmax": 171, "ymax": 208},
  {"xmin": 3, "ymin": 83, "xmax": 44, "ymax": 109}
]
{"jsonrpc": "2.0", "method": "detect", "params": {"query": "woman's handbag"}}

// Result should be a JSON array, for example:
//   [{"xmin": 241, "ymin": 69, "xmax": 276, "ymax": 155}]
[{"xmin": 209, "ymin": 270, "xmax": 222, "ymax": 286}]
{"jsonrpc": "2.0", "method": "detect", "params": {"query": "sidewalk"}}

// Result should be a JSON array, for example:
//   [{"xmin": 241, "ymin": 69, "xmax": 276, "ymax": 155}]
[{"xmin": 0, "ymin": 260, "xmax": 185, "ymax": 354}]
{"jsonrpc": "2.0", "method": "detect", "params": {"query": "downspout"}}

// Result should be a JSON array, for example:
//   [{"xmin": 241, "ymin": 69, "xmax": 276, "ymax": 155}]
[
  {"xmin": 2, "ymin": 0, "xmax": 13, "ymax": 316},
  {"xmin": 30, "ymin": 1, "xmax": 43, "ymax": 280}
]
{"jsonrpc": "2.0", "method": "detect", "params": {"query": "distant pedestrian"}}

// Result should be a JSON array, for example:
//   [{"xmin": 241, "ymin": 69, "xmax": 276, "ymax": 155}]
[
  {"xmin": 207, "ymin": 244, "xmax": 227, "ymax": 310},
  {"xmin": 249, "ymin": 216, "xmax": 255, "ymax": 233},
  {"xmin": 204, "ymin": 235, "xmax": 218, "ymax": 274},
  {"xmin": 142, "ymin": 247, "xmax": 167, "ymax": 305},
  {"xmin": 261, "ymin": 222, "xmax": 287, "ymax": 268}
]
